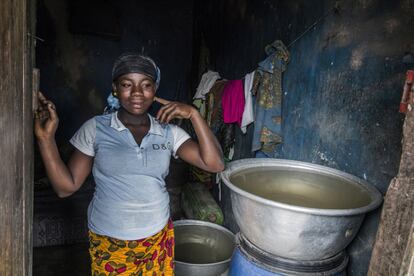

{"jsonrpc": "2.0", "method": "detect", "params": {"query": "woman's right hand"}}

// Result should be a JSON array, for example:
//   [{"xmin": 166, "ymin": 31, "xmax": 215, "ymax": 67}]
[{"xmin": 34, "ymin": 91, "xmax": 59, "ymax": 140}]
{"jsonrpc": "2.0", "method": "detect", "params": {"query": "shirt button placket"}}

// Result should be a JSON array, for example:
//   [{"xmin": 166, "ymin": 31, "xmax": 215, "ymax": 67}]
[
  {"xmin": 141, "ymin": 147, "xmax": 147, "ymax": 167},
  {"xmin": 135, "ymin": 146, "xmax": 142, "ymax": 164}
]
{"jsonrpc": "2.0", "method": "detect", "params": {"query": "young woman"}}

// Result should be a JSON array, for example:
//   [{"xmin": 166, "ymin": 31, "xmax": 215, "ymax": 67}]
[{"xmin": 34, "ymin": 53, "xmax": 224, "ymax": 275}]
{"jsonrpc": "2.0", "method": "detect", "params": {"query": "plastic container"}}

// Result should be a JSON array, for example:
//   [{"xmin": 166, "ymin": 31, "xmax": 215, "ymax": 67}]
[{"xmin": 229, "ymin": 234, "xmax": 348, "ymax": 276}]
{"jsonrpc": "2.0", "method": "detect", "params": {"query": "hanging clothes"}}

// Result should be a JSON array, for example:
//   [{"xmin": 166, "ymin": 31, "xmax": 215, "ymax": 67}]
[
  {"xmin": 221, "ymin": 80, "xmax": 245, "ymax": 127},
  {"xmin": 206, "ymin": 80, "xmax": 227, "ymax": 128},
  {"xmin": 251, "ymin": 40, "xmax": 289, "ymax": 156},
  {"xmin": 208, "ymin": 81, "xmax": 235, "ymax": 160},
  {"xmin": 193, "ymin": 70, "xmax": 221, "ymax": 100},
  {"xmin": 241, "ymin": 71, "xmax": 255, "ymax": 134},
  {"xmin": 190, "ymin": 80, "xmax": 234, "ymax": 185},
  {"xmin": 192, "ymin": 98, "xmax": 207, "ymax": 118}
]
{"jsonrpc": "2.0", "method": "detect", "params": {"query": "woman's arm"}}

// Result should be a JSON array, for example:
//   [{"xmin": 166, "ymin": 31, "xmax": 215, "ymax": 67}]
[
  {"xmin": 35, "ymin": 92, "xmax": 93, "ymax": 197},
  {"xmin": 155, "ymin": 97, "xmax": 224, "ymax": 173}
]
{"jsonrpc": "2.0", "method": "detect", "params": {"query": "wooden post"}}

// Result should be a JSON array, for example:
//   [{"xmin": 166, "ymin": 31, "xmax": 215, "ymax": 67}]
[
  {"xmin": 368, "ymin": 86, "xmax": 414, "ymax": 275},
  {"xmin": 399, "ymin": 220, "xmax": 414, "ymax": 275},
  {"xmin": 0, "ymin": 0, "xmax": 34, "ymax": 274}
]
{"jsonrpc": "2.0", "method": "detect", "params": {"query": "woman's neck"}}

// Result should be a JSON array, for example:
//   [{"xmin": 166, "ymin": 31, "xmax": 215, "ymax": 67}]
[{"xmin": 117, "ymin": 108, "xmax": 149, "ymax": 126}]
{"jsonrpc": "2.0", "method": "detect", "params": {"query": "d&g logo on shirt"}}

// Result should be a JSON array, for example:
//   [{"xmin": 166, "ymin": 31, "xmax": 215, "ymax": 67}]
[{"xmin": 152, "ymin": 142, "xmax": 172, "ymax": 151}]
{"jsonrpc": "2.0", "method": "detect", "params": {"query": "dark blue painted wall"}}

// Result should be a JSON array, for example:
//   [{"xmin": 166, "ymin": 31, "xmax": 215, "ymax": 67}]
[{"xmin": 194, "ymin": 0, "xmax": 414, "ymax": 274}]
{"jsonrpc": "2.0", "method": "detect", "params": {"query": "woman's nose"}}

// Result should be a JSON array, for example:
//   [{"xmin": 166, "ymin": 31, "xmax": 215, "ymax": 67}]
[{"xmin": 131, "ymin": 85, "xmax": 143, "ymax": 95}]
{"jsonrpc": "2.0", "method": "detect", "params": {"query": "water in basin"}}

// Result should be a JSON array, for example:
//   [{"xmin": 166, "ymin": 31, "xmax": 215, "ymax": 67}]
[
  {"xmin": 230, "ymin": 167, "xmax": 372, "ymax": 209},
  {"xmin": 175, "ymin": 224, "xmax": 234, "ymax": 264},
  {"xmin": 175, "ymin": 242, "xmax": 224, "ymax": 264}
]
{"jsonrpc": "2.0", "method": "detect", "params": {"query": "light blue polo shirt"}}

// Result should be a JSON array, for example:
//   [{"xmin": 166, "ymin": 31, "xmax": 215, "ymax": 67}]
[{"xmin": 70, "ymin": 112, "xmax": 190, "ymax": 240}]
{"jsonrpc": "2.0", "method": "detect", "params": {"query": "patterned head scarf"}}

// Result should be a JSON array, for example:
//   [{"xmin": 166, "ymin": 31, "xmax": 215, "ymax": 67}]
[{"xmin": 112, "ymin": 53, "xmax": 161, "ymax": 88}]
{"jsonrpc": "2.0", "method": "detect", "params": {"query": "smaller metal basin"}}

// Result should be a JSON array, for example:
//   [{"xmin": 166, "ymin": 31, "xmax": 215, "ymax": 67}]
[{"xmin": 174, "ymin": 220, "xmax": 235, "ymax": 276}]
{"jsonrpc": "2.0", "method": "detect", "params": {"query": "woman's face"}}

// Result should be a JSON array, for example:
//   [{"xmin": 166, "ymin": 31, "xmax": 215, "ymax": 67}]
[{"xmin": 114, "ymin": 73, "xmax": 156, "ymax": 115}]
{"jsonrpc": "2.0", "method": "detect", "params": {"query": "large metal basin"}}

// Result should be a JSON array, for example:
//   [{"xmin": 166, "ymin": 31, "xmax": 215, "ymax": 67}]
[
  {"xmin": 174, "ymin": 220, "xmax": 235, "ymax": 276},
  {"xmin": 220, "ymin": 159, "xmax": 382, "ymax": 261}
]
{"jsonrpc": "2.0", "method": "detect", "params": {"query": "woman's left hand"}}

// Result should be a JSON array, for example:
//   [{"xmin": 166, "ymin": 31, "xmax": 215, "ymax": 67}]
[
  {"xmin": 155, "ymin": 96, "xmax": 224, "ymax": 172},
  {"xmin": 155, "ymin": 97, "xmax": 197, "ymax": 123}
]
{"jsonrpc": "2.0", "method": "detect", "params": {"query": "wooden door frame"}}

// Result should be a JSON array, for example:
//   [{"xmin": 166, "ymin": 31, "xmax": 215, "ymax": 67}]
[
  {"xmin": 0, "ymin": 0, "xmax": 35, "ymax": 274},
  {"xmin": 368, "ymin": 79, "xmax": 414, "ymax": 275}
]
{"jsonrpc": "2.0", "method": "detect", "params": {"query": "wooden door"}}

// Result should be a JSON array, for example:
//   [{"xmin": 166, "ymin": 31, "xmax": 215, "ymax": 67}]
[{"xmin": 0, "ymin": 0, "xmax": 35, "ymax": 274}]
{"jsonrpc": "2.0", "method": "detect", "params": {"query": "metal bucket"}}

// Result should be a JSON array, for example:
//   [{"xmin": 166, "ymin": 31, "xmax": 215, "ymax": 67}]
[
  {"xmin": 220, "ymin": 159, "xmax": 382, "ymax": 261},
  {"xmin": 174, "ymin": 220, "xmax": 235, "ymax": 276}
]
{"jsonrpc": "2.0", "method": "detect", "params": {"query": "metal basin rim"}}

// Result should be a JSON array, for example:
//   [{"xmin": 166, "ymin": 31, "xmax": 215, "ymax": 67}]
[
  {"xmin": 174, "ymin": 219, "xmax": 235, "ymax": 266},
  {"xmin": 220, "ymin": 158, "xmax": 383, "ymax": 217}
]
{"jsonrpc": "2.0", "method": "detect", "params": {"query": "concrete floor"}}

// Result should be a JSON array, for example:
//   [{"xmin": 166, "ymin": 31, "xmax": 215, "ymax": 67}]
[
  {"xmin": 33, "ymin": 243, "xmax": 90, "ymax": 275},
  {"xmin": 33, "ymin": 243, "xmax": 230, "ymax": 276}
]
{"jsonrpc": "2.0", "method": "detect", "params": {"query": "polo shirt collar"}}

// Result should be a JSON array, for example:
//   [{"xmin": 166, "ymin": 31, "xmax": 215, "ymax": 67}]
[{"xmin": 110, "ymin": 111, "xmax": 164, "ymax": 136}]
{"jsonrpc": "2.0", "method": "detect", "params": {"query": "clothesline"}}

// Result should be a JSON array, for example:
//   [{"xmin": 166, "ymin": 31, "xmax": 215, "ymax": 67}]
[{"xmin": 194, "ymin": 4, "xmax": 337, "ymax": 84}]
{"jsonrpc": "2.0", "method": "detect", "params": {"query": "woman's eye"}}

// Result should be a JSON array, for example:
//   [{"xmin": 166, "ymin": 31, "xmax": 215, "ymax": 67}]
[
  {"xmin": 143, "ymin": 83, "xmax": 153, "ymax": 89},
  {"xmin": 121, "ymin": 83, "xmax": 131, "ymax": 88}
]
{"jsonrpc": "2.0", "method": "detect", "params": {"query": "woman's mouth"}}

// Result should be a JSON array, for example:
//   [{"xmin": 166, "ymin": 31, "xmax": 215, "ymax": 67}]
[{"xmin": 130, "ymin": 100, "xmax": 144, "ymax": 107}]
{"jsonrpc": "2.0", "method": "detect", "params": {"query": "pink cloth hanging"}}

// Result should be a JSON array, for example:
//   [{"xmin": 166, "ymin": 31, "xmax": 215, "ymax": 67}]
[{"xmin": 221, "ymin": 80, "xmax": 245, "ymax": 127}]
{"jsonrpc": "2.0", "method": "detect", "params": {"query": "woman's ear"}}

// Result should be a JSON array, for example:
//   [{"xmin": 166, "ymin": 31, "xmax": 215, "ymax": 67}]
[{"xmin": 112, "ymin": 83, "xmax": 117, "ymax": 97}]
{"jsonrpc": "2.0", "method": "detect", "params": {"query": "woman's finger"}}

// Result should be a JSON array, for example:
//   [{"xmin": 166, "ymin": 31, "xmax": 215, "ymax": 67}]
[
  {"xmin": 157, "ymin": 104, "xmax": 176, "ymax": 123},
  {"xmin": 34, "ymin": 110, "xmax": 40, "ymax": 120},
  {"xmin": 37, "ymin": 93, "xmax": 56, "ymax": 113},
  {"xmin": 159, "ymin": 103, "xmax": 180, "ymax": 123},
  {"xmin": 47, "ymin": 103, "xmax": 58, "ymax": 120},
  {"xmin": 165, "ymin": 109, "xmax": 182, "ymax": 123},
  {"xmin": 38, "ymin": 92, "xmax": 49, "ymax": 106},
  {"xmin": 154, "ymin": 96, "xmax": 171, "ymax": 106},
  {"xmin": 37, "ymin": 100, "xmax": 49, "ymax": 113},
  {"xmin": 38, "ymin": 91, "xmax": 46, "ymax": 101}
]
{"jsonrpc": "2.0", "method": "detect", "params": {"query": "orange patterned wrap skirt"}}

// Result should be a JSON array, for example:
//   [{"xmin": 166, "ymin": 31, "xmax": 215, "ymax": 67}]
[{"xmin": 89, "ymin": 220, "xmax": 175, "ymax": 276}]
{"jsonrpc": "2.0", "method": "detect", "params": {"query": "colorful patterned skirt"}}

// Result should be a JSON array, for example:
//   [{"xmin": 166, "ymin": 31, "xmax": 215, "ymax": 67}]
[{"xmin": 89, "ymin": 220, "xmax": 175, "ymax": 276}]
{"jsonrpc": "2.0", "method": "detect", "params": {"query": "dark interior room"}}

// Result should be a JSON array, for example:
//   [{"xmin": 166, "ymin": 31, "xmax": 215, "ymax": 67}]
[{"xmin": 1, "ymin": 0, "xmax": 413, "ymax": 275}]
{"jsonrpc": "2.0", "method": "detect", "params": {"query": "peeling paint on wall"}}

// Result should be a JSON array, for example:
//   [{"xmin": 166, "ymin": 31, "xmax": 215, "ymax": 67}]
[
  {"xmin": 322, "ymin": 25, "xmax": 353, "ymax": 49},
  {"xmin": 350, "ymin": 46, "xmax": 367, "ymax": 70}
]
